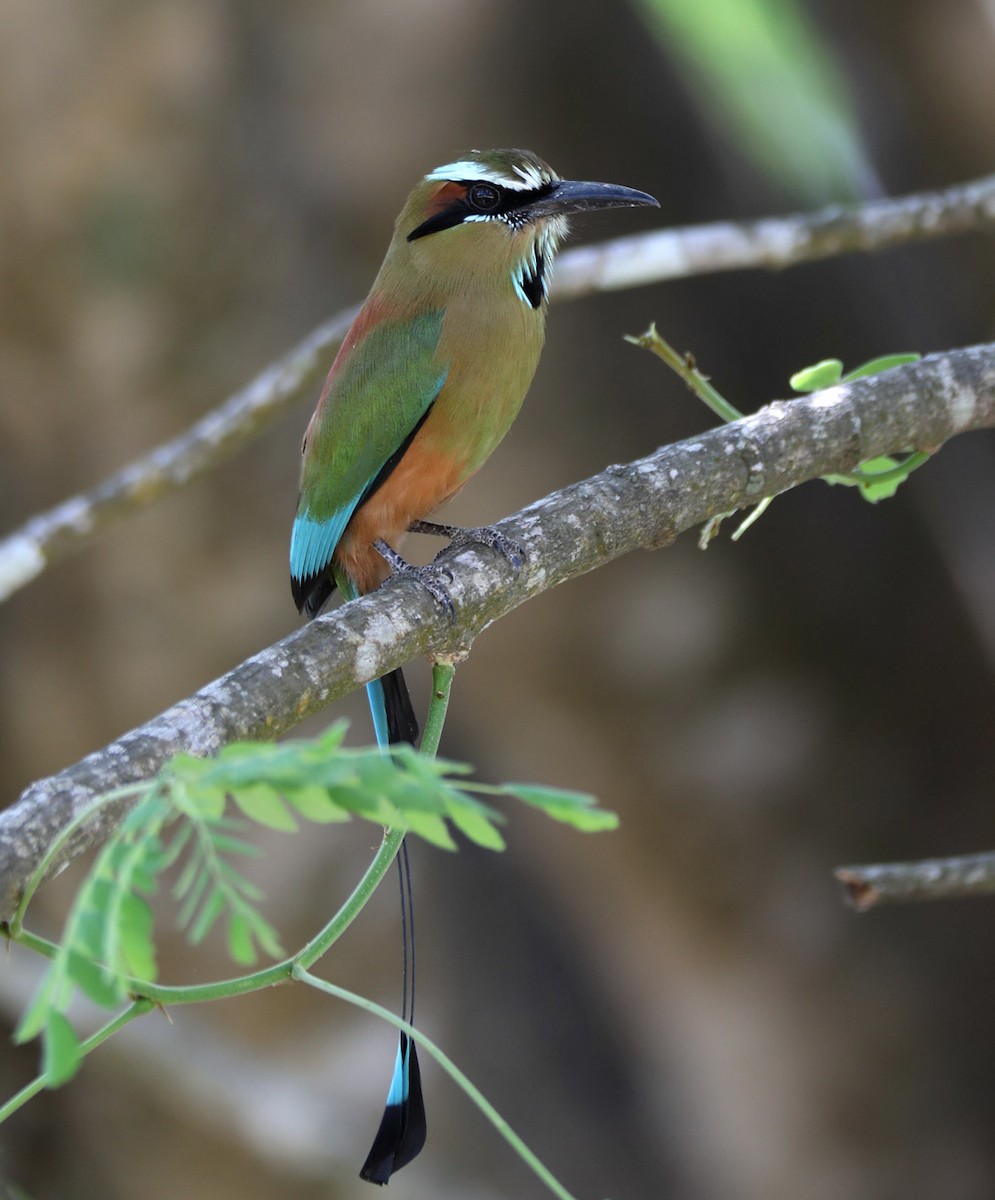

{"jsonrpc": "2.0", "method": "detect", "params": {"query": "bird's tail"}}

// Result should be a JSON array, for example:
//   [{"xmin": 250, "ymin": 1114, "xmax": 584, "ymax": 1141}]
[
  {"xmin": 358, "ymin": 832, "xmax": 427, "ymax": 1184},
  {"xmin": 366, "ymin": 668, "xmax": 419, "ymax": 748},
  {"xmin": 343, "ymin": 579, "xmax": 425, "ymax": 1185}
]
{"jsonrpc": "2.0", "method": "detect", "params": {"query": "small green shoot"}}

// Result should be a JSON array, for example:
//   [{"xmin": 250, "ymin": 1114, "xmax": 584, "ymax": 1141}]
[
  {"xmin": 788, "ymin": 358, "xmax": 843, "ymax": 391},
  {"xmin": 631, "ymin": 325, "xmax": 929, "ymax": 539}
]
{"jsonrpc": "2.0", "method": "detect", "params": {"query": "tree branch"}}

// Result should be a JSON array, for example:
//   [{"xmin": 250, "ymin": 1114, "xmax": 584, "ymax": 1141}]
[
  {"xmin": 0, "ymin": 307, "xmax": 356, "ymax": 602},
  {"xmin": 835, "ymin": 852, "xmax": 995, "ymax": 910},
  {"xmin": 552, "ymin": 171, "xmax": 995, "ymax": 295},
  {"xmin": 3, "ymin": 172, "xmax": 995, "ymax": 603},
  {"xmin": 2, "ymin": 342, "xmax": 994, "ymax": 921}
]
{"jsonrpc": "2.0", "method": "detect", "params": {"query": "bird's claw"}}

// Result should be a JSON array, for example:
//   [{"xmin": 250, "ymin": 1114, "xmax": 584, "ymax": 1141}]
[
  {"xmin": 410, "ymin": 519, "xmax": 525, "ymax": 576},
  {"xmin": 446, "ymin": 525, "xmax": 524, "ymax": 575},
  {"xmin": 374, "ymin": 539, "xmax": 456, "ymax": 620},
  {"xmin": 409, "ymin": 563, "xmax": 456, "ymax": 620}
]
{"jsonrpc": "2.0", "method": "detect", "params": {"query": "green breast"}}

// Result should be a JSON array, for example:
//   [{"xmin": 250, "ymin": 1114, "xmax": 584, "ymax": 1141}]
[{"xmin": 427, "ymin": 278, "xmax": 547, "ymax": 479}]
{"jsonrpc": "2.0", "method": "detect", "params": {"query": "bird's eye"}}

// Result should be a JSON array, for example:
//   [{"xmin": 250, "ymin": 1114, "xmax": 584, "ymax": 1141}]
[{"xmin": 467, "ymin": 183, "xmax": 501, "ymax": 212}]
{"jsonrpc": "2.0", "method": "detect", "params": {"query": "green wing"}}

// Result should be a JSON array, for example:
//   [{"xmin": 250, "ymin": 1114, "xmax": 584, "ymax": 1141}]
[{"xmin": 290, "ymin": 309, "xmax": 446, "ymax": 586}]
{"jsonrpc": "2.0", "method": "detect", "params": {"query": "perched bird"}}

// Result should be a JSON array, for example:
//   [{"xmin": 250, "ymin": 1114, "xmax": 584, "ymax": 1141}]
[{"xmin": 290, "ymin": 148, "xmax": 657, "ymax": 1183}]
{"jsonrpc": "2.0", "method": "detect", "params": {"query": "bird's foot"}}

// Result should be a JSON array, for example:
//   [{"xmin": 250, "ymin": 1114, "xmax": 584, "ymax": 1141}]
[
  {"xmin": 374, "ymin": 538, "xmax": 456, "ymax": 620},
  {"xmin": 409, "ymin": 520, "xmax": 525, "ymax": 576}
]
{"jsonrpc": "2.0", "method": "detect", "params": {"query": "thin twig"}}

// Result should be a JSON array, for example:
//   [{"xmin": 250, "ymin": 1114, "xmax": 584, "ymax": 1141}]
[
  {"xmin": 551, "ymin": 171, "xmax": 995, "ymax": 294},
  {"xmin": 835, "ymin": 853, "xmax": 995, "ymax": 911},
  {"xmin": 3, "ymin": 173, "xmax": 995, "ymax": 602},
  {"xmin": 2, "ymin": 342, "xmax": 994, "ymax": 919},
  {"xmin": 0, "ymin": 308, "xmax": 356, "ymax": 602}
]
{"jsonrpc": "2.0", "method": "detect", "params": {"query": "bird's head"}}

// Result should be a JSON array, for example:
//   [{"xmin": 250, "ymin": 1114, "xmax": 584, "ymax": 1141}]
[{"xmin": 390, "ymin": 148, "xmax": 658, "ymax": 307}]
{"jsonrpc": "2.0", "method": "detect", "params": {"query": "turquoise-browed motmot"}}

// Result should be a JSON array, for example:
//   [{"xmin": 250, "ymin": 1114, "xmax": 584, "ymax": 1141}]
[{"xmin": 290, "ymin": 148, "xmax": 657, "ymax": 1183}]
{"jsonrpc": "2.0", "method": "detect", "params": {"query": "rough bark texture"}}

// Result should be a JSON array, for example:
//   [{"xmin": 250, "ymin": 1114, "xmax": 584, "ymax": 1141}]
[{"xmin": 2, "ymin": 343, "xmax": 994, "ymax": 920}]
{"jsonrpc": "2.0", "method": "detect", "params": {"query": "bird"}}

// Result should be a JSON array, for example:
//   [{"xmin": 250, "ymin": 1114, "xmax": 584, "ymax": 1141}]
[{"xmin": 290, "ymin": 148, "xmax": 658, "ymax": 1183}]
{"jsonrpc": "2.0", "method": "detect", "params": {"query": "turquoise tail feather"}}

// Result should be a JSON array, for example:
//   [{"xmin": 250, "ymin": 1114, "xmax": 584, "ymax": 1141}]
[
  {"xmin": 337, "ymin": 574, "xmax": 415, "ymax": 750},
  {"xmin": 359, "ymin": 1032, "xmax": 426, "ymax": 1184},
  {"xmin": 336, "ymin": 576, "xmax": 423, "ymax": 1183},
  {"xmin": 366, "ymin": 677, "xmax": 391, "ymax": 750}
]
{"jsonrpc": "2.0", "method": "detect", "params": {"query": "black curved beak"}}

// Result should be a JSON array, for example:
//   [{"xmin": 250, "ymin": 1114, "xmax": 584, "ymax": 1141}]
[{"xmin": 523, "ymin": 178, "xmax": 659, "ymax": 220}]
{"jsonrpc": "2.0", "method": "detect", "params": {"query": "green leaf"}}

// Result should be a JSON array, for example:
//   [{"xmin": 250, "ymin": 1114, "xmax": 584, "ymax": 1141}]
[
  {"xmin": 226, "ymin": 912, "xmax": 258, "ymax": 966},
  {"xmin": 14, "ymin": 974, "xmax": 61, "ymax": 1044},
  {"xmin": 42, "ymin": 1012, "xmax": 82, "ymax": 1087},
  {"xmin": 216, "ymin": 863, "xmax": 264, "ymax": 901},
  {"xmin": 855, "ymin": 456, "xmax": 905, "ymax": 502},
  {"xmin": 157, "ymin": 821, "xmax": 192, "ymax": 868},
  {"xmin": 15, "ymin": 789, "xmax": 173, "ymax": 1052},
  {"xmin": 175, "ymin": 861, "xmax": 210, "ymax": 928},
  {"xmin": 118, "ymin": 892, "xmax": 157, "ymax": 980},
  {"xmin": 842, "ymin": 352, "xmax": 920, "ymax": 382},
  {"xmin": 230, "ymin": 784, "xmax": 299, "ymax": 832},
  {"xmin": 859, "ymin": 478, "xmax": 903, "ymax": 503},
  {"xmin": 397, "ymin": 747, "xmax": 474, "ymax": 781},
  {"xmin": 66, "ymin": 951, "xmax": 121, "ymax": 1009},
  {"xmin": 789, "ymin": 359, "xmax": 843, "ymax": 392},
  {"xmin": 161, "ymin": 732, "xmax": 618, "ymax": 853},
  {"xmin": 283, "ymin": 784, "xmax": 352, "ymax": 823},
  {"xmin": 325, "ymin": 782, "xmax": 398, "ymax": 825},
  {"xmin": 186, "ymin": 783, "xmax": 228, "ymax": 820},
  {"xmin": 857, "ymin": 455, "xmax": 900, "ymax": 473},
  {"xmin": 73, "ymin": 908, "xmax": 105, "ymax": 960},
  {"xmin": 188, "ymin": 887, "xmax": 227, "ymax": 945},
  {"xmin": 445, "ymin": 800, "xmax": 506, "ymax": 851},
  {"xmin": 166, "ymin": 759, "xmax": 225, "ymax": 819},
  {"xmin": 173, "ymin": 846, "xmax": 206, "ymax": 900},
  {"xmin": 239, "ymin": 908, "xmax": 283, "ymax": 961},
  {"xmin": 207, "ymin": 832, "xmax": 262, "ymax": 858},
  {"xmin": 503, "ymin": 784, "xmax": 620, "ymax": 833},
  {"xmin": 399, "ymin": 809, "xmax": 459, "ymax": 851}
]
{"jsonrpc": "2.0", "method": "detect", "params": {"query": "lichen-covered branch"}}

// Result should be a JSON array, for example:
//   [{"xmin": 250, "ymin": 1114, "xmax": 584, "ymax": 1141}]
[
  {"xmin": 2, "ymin": 342, "xmax": 994, "ymax": 921},
  {"xmin": 3, "ymin": 173, "xmax": 995, "ymax": 603},
  {"xmin": 835, "ymin": 852, "xmax": 995, "ymax": 910}
]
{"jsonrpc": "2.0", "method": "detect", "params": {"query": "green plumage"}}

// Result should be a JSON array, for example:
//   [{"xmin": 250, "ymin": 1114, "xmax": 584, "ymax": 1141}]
[{"xmin": 297, "ymin": 311, "xmax": 447, "ymax": 522}]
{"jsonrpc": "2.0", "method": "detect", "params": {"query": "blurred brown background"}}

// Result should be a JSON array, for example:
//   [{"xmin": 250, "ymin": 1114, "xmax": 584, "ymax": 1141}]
[{"xmin": 3, "ymin": 1, "xmax": 995, "ymax": 1198}]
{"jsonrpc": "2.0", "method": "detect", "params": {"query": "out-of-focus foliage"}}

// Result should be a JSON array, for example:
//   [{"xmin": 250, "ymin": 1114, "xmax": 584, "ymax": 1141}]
[{"xmin": 632, "ymin": 0, "xmax": 880, "ymax": 201}]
